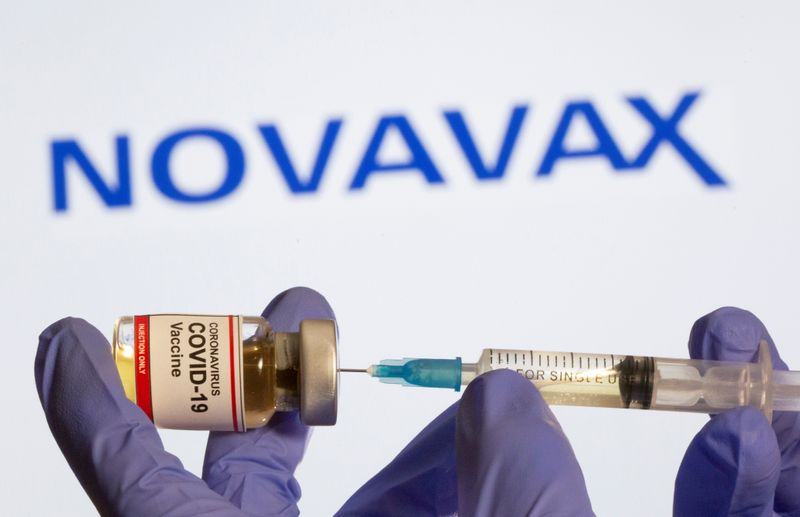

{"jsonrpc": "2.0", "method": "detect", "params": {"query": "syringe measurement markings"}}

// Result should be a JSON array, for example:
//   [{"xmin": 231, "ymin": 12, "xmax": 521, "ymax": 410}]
[{"xmin": 489, "ymin": 351, "xmax": 622, "ymax": 374}]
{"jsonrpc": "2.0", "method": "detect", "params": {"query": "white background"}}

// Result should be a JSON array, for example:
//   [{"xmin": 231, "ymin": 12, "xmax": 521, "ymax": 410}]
[{"xmin": 2, "ymin": 1, "xmax": 800, "ymax": 515}]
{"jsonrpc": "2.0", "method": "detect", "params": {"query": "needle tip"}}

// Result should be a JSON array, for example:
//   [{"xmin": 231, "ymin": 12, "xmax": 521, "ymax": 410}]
[{"xmin": 338, "ymin": 368, "xmax": 368, "ymax": 373}]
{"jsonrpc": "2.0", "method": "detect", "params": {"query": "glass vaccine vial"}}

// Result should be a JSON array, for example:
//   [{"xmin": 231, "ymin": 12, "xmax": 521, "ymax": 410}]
[{"xmin": 113, "ymin": 315, "xmax": 338, "ymax": 431}]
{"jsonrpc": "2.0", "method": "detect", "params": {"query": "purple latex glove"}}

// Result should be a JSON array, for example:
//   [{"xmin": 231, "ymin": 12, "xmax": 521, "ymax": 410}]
[
  {"xmin": 337, "ymin": 369, "xmax": 594, "ymax": 516},
  {"xmin": 674, "ymin": 307, "xmax": 800, "ymax": 516},
  {"xmin": 35, "ymin": 287, "xmax": 335, "ymax": 516}
]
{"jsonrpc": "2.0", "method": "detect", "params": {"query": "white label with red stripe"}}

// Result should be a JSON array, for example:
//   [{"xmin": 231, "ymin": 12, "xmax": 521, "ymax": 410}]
[{"xmin": 133, "ymin": 314, "xmax": 246, "ymax": 431}]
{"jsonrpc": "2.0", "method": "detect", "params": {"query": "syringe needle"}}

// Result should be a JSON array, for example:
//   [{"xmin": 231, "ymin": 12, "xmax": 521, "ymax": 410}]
[{"xmin": 338, "ymin": 368, "xmax": 368, "ymax": 373}]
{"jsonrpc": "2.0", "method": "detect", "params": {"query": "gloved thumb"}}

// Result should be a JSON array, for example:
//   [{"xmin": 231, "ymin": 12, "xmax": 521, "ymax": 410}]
[
  {"xmin": 456, "ymin": 369, "xmax": 594, "ymax": 516},
  {"xmin": 674, "ymin": 407, "xmax": 781, "ymax": 516}
]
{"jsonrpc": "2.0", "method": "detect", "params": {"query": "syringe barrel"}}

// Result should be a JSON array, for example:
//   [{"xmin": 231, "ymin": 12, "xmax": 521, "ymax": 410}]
[
  {"xmin": 472, "ymin": 350, "xmax": 638, "ymax": 409},
  {"xmin": 473, "ymin": 344, "xmax": 774, "ymax": 419}
]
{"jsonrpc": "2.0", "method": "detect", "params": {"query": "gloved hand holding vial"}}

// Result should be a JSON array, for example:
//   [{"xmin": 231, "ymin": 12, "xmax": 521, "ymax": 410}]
[{"xmin": 34, "ymin": 289, "xmax": 800, "ymax": 515}]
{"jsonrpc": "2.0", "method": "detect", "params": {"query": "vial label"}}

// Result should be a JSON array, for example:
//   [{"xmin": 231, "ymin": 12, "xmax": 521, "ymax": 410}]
[{"xmin": 133, "ymin": 315, "xmax": 246, "ymax": 431}]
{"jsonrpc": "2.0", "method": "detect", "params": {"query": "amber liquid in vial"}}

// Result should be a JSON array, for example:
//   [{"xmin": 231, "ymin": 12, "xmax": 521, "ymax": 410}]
[
  {"xmin": 240, "ymin": 320, "xmax": 278, "ymax": 428},
  {"xmin": 239, "ymin": 321, "xmax": 303, "ymax": 428}
]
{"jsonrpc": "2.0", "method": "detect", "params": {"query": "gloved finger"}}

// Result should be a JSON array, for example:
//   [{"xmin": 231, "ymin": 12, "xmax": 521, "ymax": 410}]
[
  {"xmin": 335, "ymin": 402, "xmax": 460, "ymax": 516},
  {"xmin": 35, "ymin": 317, "xmax": 240, "ymax": 516},
  {"xmin": 688, "ymin": 307, "xmax": 800, "ymax": 514},
  {"xmin": 457, "ymin": 369, "xmax": 594, "ymax": 516},
  {"xmin": 674, "ymin": 407, "xmax": 780, "ymax": 516},
  {"xmin": 203, "ymin": 287, "xmax": 333, "ymax": 516}
]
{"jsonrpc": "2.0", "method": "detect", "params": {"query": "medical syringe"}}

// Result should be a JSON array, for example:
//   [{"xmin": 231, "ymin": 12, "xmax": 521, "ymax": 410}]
[{"xmin": 347, "ymin": 343, "xmax": 800, "ymax": 421}]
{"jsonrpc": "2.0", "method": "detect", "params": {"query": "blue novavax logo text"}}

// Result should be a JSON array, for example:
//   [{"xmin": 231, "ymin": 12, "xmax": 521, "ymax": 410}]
[{"xmin": 50, "ymin": 92, "xmax": 725, "ymax": 212}]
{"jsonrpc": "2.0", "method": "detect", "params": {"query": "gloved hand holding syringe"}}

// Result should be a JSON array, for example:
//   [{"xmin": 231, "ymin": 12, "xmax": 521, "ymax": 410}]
[
  {"xmin": 36, "ymin": 295, "xmax": 800, "ymax": 515},
  {"xmin": 346, "ymin": 342, "xmax": 800, "ymax": 421}
]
